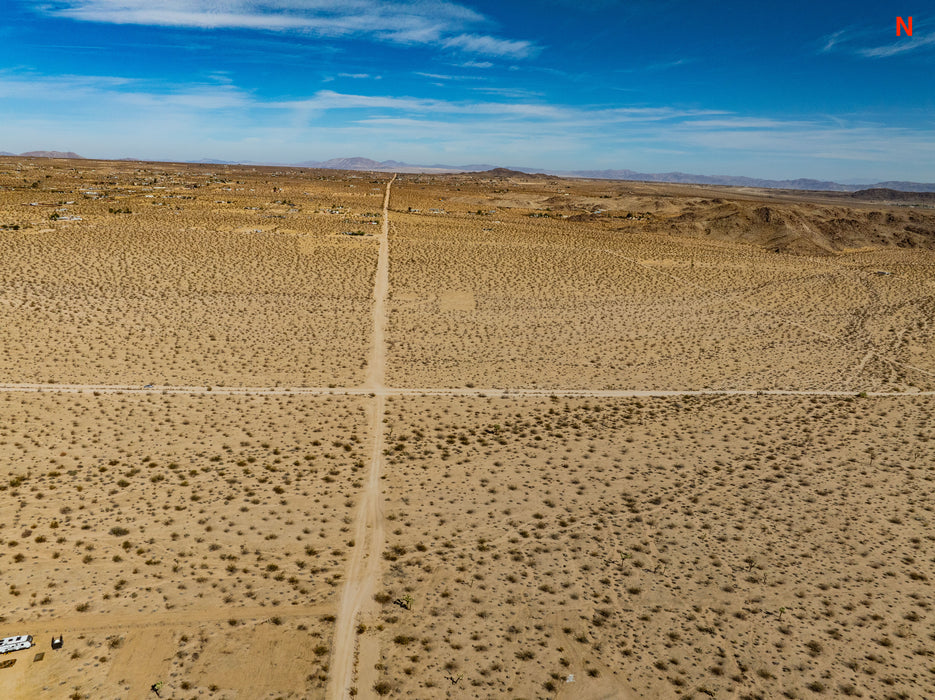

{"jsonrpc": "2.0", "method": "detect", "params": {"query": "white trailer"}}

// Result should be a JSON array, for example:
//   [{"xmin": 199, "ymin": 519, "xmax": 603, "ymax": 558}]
[{"xmin": 0, "ymin": 635, "xmax": 33, "ymax": 654}]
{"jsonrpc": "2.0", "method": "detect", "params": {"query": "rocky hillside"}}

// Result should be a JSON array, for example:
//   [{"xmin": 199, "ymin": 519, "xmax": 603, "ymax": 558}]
[{"xmin": 658, "ymin": 199, "xmax": 935, "ymax": 254}]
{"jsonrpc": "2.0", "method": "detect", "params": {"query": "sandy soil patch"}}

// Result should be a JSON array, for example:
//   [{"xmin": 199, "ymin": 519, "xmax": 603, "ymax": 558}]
[{"xmin": 438, "ymin": 291, "xmax": 475, "ymax": 312}]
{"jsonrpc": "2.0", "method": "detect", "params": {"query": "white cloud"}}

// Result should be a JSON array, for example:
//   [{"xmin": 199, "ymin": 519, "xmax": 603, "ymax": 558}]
[
  {"xmin": 442, "ymin": 33, "xmax": 537, "ymax": 58},
  {"xmin": 615, "ymin": 58, "xmax": 692, "ymax": 73},
  {"xmin": 819, "ymin": 20, "xmax": 935, "ymax": 58},
  {"xmin": 264, "ymin": 89, "xmax": 723, "ymax": 126},
  {"xmin": 818, "ymin": 28, "xmax": 848, "ymax": 53},
  {"xmin": 414, "ymin": 71, "xmax": 485, "ymax": 81},
  {"xmin": 34, "ymin": 0, "xmax": 539, "ymax": 57},
  {"xmin": 0, "ymin": 72, "xmax": 134, "ymax": 99},
  {"xmin": 2, "ymin": 71, "xmax": 932, "ymax": 180},
  {"xmin": 685, "ymin": 117, "xmax": 814, "ymax": 129},
  {"xmin": 859, "ymin": 33, "xmax": 935, "ymax": 58},
  {"xmin": 469, "ymin": 86, "xmax": 543, "ymax": 99},
  {"xmin": 0, "ymin": 72, "xmax": 251, "ymax": 109},
  {"xmin": 668, "ymin": 120, "xmax": 935, "ymax": 165},
  {"xmin": 0, "ymin": 74, "xmax": 725, "ymax": 128}
]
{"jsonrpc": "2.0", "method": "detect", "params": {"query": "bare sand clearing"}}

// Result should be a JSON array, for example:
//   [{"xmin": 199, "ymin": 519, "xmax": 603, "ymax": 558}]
[{"xmin": 1, "ymin": 158, "xmax": 933, "ymax": 699}]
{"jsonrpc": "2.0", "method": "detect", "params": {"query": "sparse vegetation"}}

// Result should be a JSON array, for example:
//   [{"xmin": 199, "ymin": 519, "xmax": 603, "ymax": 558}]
[{"xmin": 0, "ymin": 163, "xmax": 932, "ymax": 699}]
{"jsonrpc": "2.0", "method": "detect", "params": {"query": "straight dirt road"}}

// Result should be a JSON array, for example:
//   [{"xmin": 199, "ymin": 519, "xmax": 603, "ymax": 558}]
[
  {"xmin": 327, "ymin": 174, "xmax": 394, "ymax": 700},
  {"xmin": 362, "ymin": 174, "xmax": 393, "ymax": 391}
]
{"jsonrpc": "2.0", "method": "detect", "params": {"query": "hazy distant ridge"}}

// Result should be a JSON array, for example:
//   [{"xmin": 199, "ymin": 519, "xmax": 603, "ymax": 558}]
[
  {"xmin": 14, "ymin": 150, "xmax": 85, "ymax": 159},
  {"xmin": 294, "ymin": 157, "xmax": 935, "ymax": 192},
  {"xmin": 293, "ymin": 157, "xmax": 496, "ymax": 173},
  {"xmin": 561, "ymin": 169, "xmax": 935, "ymax": 193},
  {"xmin": 3, "ymin": 150, "xmax": 933, "ymax": 192}
]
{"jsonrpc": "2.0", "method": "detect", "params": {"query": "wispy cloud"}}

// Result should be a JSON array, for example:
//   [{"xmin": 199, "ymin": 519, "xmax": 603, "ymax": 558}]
[
  {"xmin": 266, "ymin": 89, "xmax": 725, "ymax": 126},
  {"xmin": 1, "ymin": 71, "xmax": 932, "ymax": 180},
  {"xmin": 819, "ymin": 28, "xmax": 848, "ymax": 53},
  {"xmin": 441, "ymin": 33, "xmax": 537, "ymax": 58},
  {"xmin": 819, "ymin": 19, "xmax": 935, "ymax": 58},
  {"xmin": 0, "ymin": 72, "xmax": 722, "ymax": 130},
  {"xmin": 414, "ymin": 71, "xmax": 486, "ymax": 81},
  {"xmin": 685, "ymin": 117, "xmax": 814, "ymax": 130},
  {"xmin": 859, "ymin": 33, "xmax": 935, "ymax": 58},
  {"xmin": 0, "ymin": 71, "xmax": 135, "ymax": 97},
  {"xmin": 0, "ymin": 71, "xmax": 251, "ymax": 109},
  {"xmin": 33, "ymin": 0, "xmax": 539, "ymax": 57},
  {"xmin": 615, "ymin": 58, "xmax": 693, "ymax": 73},
  {"xmin": 468, "ymin": 86, "xmax": 543, "ymax": 99},
  {"xmin": 668, "ymin": 118, "xmax": 935, "ymax": 165}
]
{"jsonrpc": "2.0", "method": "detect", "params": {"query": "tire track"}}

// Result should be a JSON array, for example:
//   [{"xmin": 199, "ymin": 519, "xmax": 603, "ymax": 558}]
[
  {"xmin": 0, "ymin": 601, "xmax": 332, "ymax": 639},
  {"xmin": 0, "ymin": 383, "xmax": 932, "ymax": 398}
]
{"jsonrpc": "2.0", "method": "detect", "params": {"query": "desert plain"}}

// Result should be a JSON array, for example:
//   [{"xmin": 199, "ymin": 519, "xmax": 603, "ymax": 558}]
[{"xmin": 0, "ymin": 155, "xmax": 933, "ymax": 699}]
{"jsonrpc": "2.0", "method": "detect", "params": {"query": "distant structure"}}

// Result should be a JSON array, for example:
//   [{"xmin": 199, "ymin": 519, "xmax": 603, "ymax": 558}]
[
  {"xmin": 51, "ymin": 635, "xmax": 64, "ymax": 650},
  {"xmin": 0, "ymin": 635, "xmax": 34, "ymax": 654}
]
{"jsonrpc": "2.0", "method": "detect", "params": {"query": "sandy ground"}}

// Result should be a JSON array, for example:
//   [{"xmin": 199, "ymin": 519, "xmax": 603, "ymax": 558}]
[
  {"xmin": 368, "ymin": 395, "xmax": 935, "ymax": 699},
  {"xmin": 1, "ymin": 158, "xmax": 934, "ymax": 699},
  {"xmin": 0, "ymin": 391, "xmax": 368, "ymax": 698},
  {"xmin": 386, "ymin": 179, "xmax": 935, "ymax": 392},
  {"xmin": 0, "ymin": 161, "xmax": 388, "ymax": 387}
]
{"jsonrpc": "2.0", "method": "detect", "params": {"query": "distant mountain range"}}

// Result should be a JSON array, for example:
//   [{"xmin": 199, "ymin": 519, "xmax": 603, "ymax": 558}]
[
  {"xmin": 3, "ymin": 150, "xmax": 933, "ymax": 192},
  {"xmin": 559, "ymin": 169, "xmax": 935, "ymax": 193},
  {"xmin": 292, "ymin": 157, "xmax": 500, "ymax": 173},
  {"xmin": 1, "ymin": 150, "xmax": 85, "ymax": 159},
  {"xmin": 291, "ymin": 157, "xmax": 935, "ymax": 193}
]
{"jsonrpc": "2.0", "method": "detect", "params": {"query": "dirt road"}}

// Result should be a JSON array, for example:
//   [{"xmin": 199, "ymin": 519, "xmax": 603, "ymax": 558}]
[
  {"xmin": 363, "ymin": 174, "xmax": 394, "ymax": 391},
  {"xmin": 326, "ymin": 395, "xmax": 386, "ymax": 700},
  {"xmin": 0, "ymin": 602, "xmax": 332, "ymax": 640},
  {"xmin": 327, "ymin": 175, "xmax": 393, "ymax": 700},
  {"xmin": 0, "ymin": 383, "xmax": 931, "ymax": 398}
]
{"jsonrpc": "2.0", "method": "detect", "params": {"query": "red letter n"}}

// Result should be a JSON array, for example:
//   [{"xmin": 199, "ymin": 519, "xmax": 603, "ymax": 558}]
[{"xmin": 897, "ymin": 16, "xmax": 912, "ymax": 36}]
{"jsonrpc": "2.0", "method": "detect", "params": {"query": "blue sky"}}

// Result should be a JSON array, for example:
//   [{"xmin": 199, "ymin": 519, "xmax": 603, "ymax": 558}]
[{"xmin": 1, "ymin": 1, "xmax": 932, "ymax": 181}]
